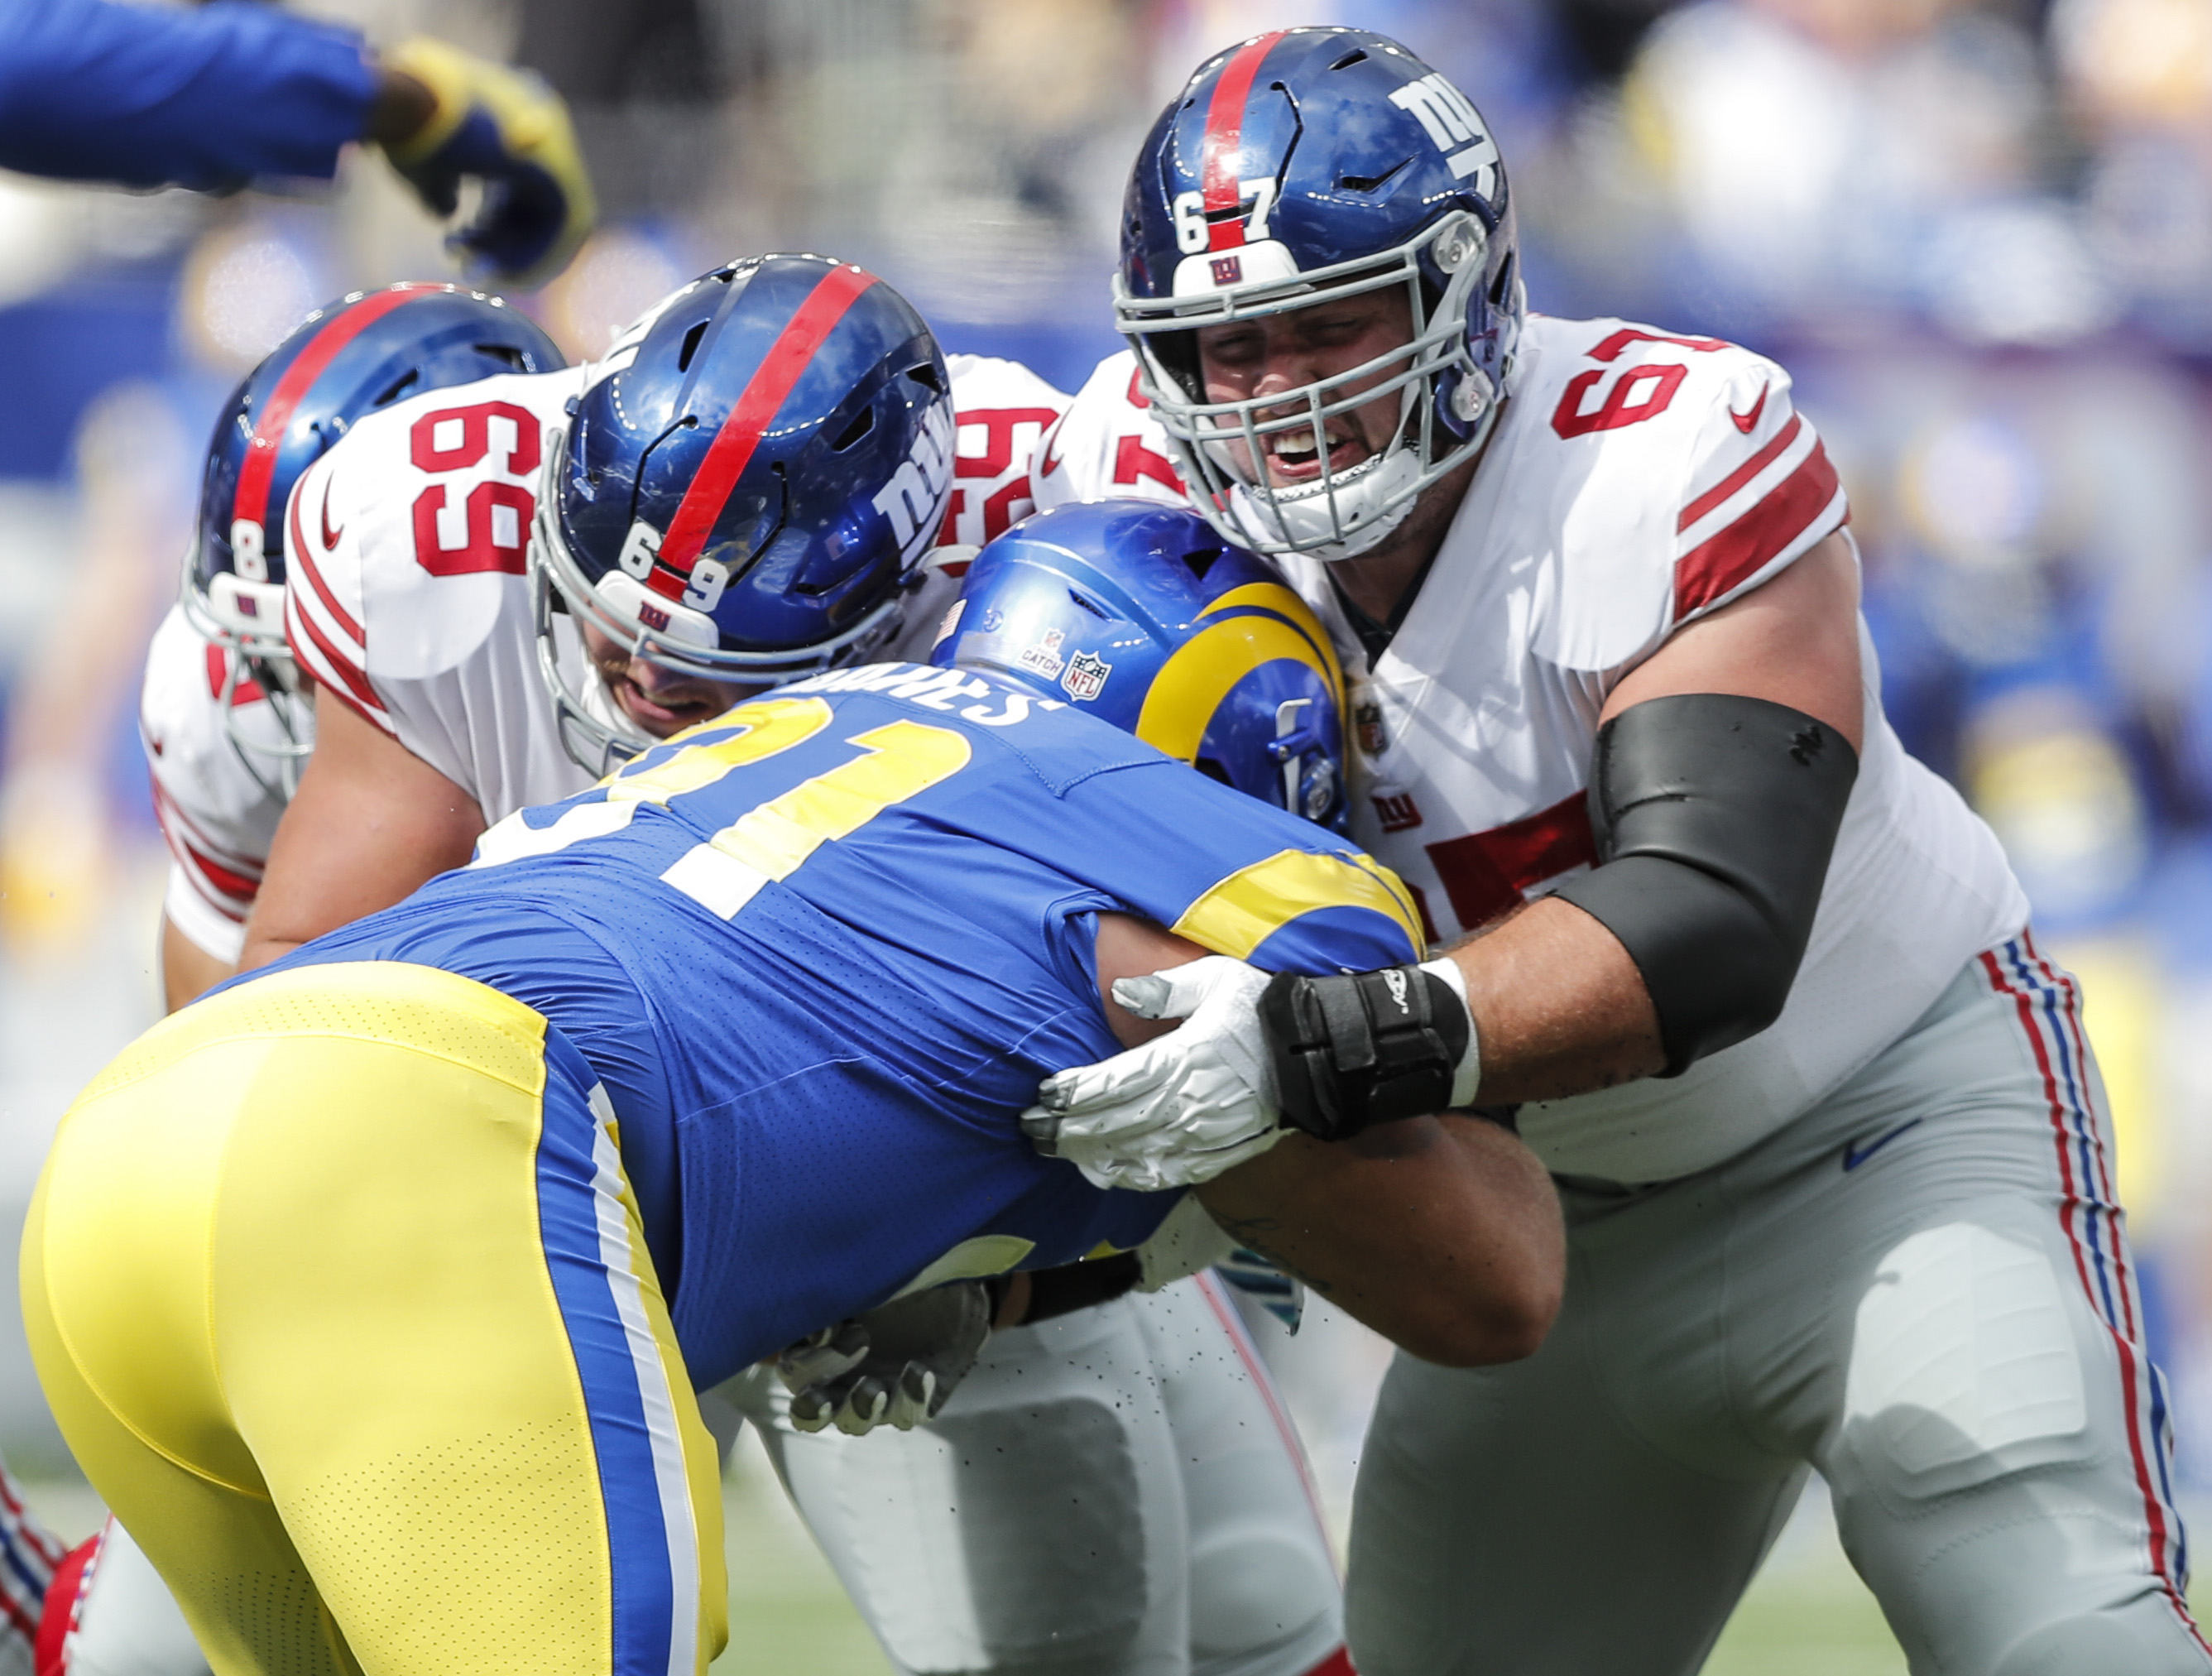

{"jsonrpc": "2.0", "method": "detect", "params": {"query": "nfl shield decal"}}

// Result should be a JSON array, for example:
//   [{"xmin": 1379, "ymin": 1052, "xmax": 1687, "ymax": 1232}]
[{"xmin": 1061, "ymin": 651, "xmax": 1111, "ymax": 703}]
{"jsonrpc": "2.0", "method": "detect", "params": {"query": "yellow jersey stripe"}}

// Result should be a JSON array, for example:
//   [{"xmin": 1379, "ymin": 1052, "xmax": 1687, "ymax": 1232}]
[{"xmin": 1170, "ymin": 848, "xmax": 1425, "ymax": 959}]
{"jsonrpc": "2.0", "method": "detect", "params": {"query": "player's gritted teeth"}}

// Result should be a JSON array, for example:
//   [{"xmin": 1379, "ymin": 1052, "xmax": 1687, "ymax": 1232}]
[
  {"xmin": 578, "ymin": 622, "xmax": 758, "ymax": 738},
  {"xmin": 1259, "ymin": 417, "xmax": 1367, "ymax": 485},
  {"xmin": 1193, "ymin": 288, "xmax": 1417, "ymax": 492}
]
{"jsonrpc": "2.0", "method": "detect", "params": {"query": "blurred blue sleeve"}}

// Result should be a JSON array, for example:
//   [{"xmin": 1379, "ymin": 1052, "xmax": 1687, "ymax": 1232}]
[{"xmin": 0, "ymin": 0, "xmax": 377, "ymax": 190}]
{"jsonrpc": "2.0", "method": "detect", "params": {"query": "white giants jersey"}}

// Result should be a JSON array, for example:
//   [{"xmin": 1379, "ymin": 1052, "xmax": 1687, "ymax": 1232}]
[
  {"xmin": 285, "ymin": 361, "xmax": 1067, "ymax": 827},
  {"xmin": 140, "ymin": 603, "xmax": 305, "ymax": 961},
  {"xmin": 935, "ymin": 354, "xmax": 1074, "ymax": 550},
  {"xmin": 1274, "ymin": 317, "xmax": 2032, "ymax": 1183},
  {"xmin": 1029, "ymin": 352, "xmax": 1190, "ymax": 514}
]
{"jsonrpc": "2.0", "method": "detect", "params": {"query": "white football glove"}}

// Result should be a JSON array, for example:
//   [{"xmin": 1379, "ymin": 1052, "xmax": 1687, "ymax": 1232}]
[
  {"xmin": 1022, "ymin": 955, "xmax": 1284, "ymax": 1191},
  {"xmin": 775, "ymin": 1281, "xmax": 991, "ymax": 1434}
]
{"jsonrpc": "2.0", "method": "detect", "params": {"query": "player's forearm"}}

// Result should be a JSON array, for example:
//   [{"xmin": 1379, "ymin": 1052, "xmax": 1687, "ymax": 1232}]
[
  {"xmin": 160, "ymin": 915, "xmax": 236, "ymax": 1012},
  {"xmin": 1197, "ymin": 1117, "xmax": 1563, "ymax": 1366},
  {"xmin": 1448, "ymin": 896, "xmax": 1665, "ymax": 1105}
]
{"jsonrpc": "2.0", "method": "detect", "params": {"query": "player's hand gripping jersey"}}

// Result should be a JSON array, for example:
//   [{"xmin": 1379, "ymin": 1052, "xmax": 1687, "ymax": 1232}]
[
  {"xmin": 276, "ymin": 664, "xmax": 1421, "ymax": 1382},
  {"xmin": 281, "ymin": 356, "xmax": 1068, "ymax": 819}
]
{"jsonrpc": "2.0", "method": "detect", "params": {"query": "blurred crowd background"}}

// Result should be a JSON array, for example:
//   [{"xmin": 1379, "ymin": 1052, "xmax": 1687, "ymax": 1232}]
[{"xmin": 5, "ymin": 0, "xmax": 2212, "ymax": 1624}]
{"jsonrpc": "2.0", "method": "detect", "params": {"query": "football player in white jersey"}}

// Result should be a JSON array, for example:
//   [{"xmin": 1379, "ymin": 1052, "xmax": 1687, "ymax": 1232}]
[
  {"xmin": 1028, "ymin": 27, "xmax": 2212, "ymax": 1676},
  {"xmin": 143, "ymin": 282, "xmax": 568, "ymax": 1012},
  {"xmin": 143, "ymin": 255, "xmax": 1350, "ymax": 1676},
  {"xmin": 48, "ymin": 283, "xmax": 572, "ymax": 1676}
]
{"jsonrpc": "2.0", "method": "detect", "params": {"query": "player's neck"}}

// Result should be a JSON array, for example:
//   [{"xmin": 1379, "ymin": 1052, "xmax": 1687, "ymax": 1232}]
[{"xmin": 1328, "ymin": 434, "xmax": 1487, "ymax": 626}]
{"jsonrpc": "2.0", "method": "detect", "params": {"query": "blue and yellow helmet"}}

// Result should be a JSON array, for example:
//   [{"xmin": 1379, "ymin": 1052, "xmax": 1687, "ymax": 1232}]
[{"xmin": 930, "ymin": 500, "xmax": 1348, "ymax": 829}]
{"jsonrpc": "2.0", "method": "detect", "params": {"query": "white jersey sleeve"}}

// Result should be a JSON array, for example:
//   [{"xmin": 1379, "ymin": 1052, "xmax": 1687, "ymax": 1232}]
[
  {"xmin": 1505, "ymin": 317, "xmax": 1848, "ymax": 675},
  {"xmin": 1029, "ymin": 351, "xmax": 1189, "ymax": 514},
  {"xmin": 936, "ymin": 355, "xmax": 1071, "ymax": 552},
  {"xmin": 282, "ymin": 369, "xmax": 598, "ymax": 824},
  {"xmin": 139, "ymin": 603, "xmax": 300, "ymax": 962}
]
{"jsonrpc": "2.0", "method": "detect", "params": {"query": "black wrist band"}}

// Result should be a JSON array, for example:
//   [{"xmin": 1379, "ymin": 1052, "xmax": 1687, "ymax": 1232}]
[{"xmin": 1259, "ymin": 965, "xmax": 1471, "ymax": 1141}]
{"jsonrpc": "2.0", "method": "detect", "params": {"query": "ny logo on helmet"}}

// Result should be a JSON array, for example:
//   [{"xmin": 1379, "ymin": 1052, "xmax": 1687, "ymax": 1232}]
[
  {"xmin": 871, "ymin": 401, "xmax": 957, "ymax": 559},
  {"xmin": 1388, "ymin": 74, "xmax": 1500, "ymax": 200}
]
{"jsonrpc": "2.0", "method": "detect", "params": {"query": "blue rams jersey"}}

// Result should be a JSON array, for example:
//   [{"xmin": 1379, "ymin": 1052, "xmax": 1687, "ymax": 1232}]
[{"xmin": 276, "ymin": 661, "xmax": 1422, "ymax": 1385}]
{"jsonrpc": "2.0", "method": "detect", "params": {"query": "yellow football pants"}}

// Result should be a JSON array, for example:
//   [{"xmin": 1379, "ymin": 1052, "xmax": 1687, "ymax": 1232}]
[{"xmin": 22, "ymin": 961, "xmax": 726, "ymax": 1676}]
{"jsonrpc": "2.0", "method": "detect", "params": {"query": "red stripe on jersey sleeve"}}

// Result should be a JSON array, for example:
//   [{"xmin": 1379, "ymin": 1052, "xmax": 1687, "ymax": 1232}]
[
  {"xmin": 1674, "ymin": 439, "xmax": 1843, "ymax": 622},
  {"xmin": 1677, "ymin": 413, "xmax": 1802, "ymax": 533},
  {"xmin": 150, "ymin": 784, "xmax": 260, "ymax": 914},
  {"xmin": 180, "ymin": 842, "xmax": 262, "ymax": 908},
  {"xmin": 285, "ymin": 588, "xmax": 389, "ymax": 724},
  {"xmin": 288, "ymin": 478, "xmax": 364, "ymax": 644}
]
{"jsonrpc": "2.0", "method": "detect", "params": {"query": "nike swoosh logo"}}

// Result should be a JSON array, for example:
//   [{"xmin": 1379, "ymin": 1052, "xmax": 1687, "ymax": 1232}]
[
  {"xmin": 1842, "ymin": 1117, "xmax": 1922, "ymax": 1172},
  {"xmin": 1730, "ymin": 386, "xmax": 1768, "ymax": 434},
  {"xmin": 320, "ymin": 477, "xmax": 343, "ymax": 550}
]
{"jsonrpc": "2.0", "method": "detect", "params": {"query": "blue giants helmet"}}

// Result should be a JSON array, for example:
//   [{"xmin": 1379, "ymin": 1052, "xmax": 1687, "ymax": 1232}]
[
  {"xmin": 532, "ymin": 253, "xmax": 956, "ymax": 771},
  {"xmin": 929, "ymin": 501, "xmax": 1348, "ymax": 828},
  {"xmin": 1115, "ymin": 29, "xmax": 1523, "ymax": 562},
  {"xmin": 185, "ymin": 281, "xmax": 564, "ymax": 791}
]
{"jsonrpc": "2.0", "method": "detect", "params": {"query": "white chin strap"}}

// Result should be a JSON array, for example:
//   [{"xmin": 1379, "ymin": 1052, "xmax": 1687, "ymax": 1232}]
[{"xmin": 1223, "ymin": 445, "xmax": 1423, "ymax": 563}]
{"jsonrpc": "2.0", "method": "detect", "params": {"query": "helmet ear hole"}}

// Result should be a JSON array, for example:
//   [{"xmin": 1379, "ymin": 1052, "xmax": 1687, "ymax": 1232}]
[{"xmin": 1192, "ymin": 757, "xmax": 1234, "ymax": 787}]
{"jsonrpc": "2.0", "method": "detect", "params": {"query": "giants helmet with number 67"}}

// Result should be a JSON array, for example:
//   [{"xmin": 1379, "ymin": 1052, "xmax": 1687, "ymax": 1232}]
[
  {"xmin": 532, "ymin": 253, "xmax": 955, "ymax": 769},
  {"xmin": 1116, "ymin": 28, "xmax": 1523, "ymax": 561},
  {"xmin": 185, "ymin": 281, "xmax": 562, "ymax": 790},
  {"xmin": 931, "ymin": 501, "xmax": 1348, "ymax": 829}
]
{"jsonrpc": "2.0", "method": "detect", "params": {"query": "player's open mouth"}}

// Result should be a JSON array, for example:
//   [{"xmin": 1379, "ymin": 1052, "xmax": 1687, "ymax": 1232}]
[
  {"xmin": 612, "ymin": 677, "xmax": 726, "ymax": 736},
  {"xmin": 1260, "ymin": 421, "xmax": 1367, "ymax": 486}
]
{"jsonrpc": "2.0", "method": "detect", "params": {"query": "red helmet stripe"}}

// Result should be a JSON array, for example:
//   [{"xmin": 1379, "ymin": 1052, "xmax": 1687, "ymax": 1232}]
[
  {"xmin": 231, "ymin": 283, "xmax": 448, "ymax": 536},
  {"xmin": 651, "ymin": 263, "xmax": 880, "ymax": 595},
  {"xmin": 1200, "ymin": 31, "xmax": 1286, "ymax": 253}
]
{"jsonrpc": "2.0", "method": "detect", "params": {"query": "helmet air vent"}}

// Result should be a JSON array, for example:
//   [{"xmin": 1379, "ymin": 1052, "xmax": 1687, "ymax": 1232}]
[
  {"xmin": 1338, "ymin": 158, "xmax": 1409, "ymax": 193},
  {"xmin": 907, "ymin": 362, "xmax": 944, "ymax": 393},
  {"xmin": 830, "ymin": 406, "xmax": 876, "ymax": 452},
  {"xmin": 374, "ymin": 370, "xmax": 420, "ymax": 406},
  {"xmin": 1329, "ymin": 47, "xmax": 1369, "ymax": 70},
  {"xmin": 1183, "ymin": 546, "xmax": 1222, "ymax": 581},
  {"xmin": 676, "ymin": 319, "xmax": 711, "ymax": 372},
  {"xmin": 1067, "ymin": 588, "xmax": 1111, "ymax": 620}
]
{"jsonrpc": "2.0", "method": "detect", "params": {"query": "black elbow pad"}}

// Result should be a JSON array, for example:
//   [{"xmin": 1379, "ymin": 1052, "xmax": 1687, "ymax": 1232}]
[{"xmin": 1552, "ymin": 693, "xmax": 1858, "ymax": 1075}]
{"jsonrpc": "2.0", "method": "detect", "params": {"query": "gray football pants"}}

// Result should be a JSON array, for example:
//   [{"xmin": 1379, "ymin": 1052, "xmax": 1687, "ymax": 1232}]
[
  {"xmin": 741, "ymin": 1273, "xmax": 1344, "ymax": 1676},
  {"xmin": 1348, "ymin": 934, "xmax": 2212, "ymax": 1676}
]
